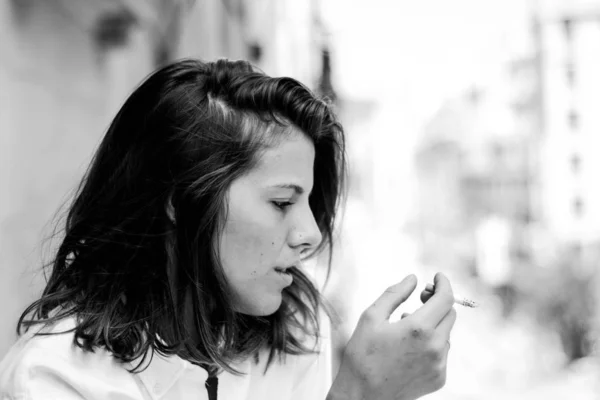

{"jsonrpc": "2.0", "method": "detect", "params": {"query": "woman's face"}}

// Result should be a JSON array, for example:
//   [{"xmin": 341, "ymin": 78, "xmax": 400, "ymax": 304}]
[{"xmin": 218, "ymin": 128, "xmax": 322, "ymax": 316}]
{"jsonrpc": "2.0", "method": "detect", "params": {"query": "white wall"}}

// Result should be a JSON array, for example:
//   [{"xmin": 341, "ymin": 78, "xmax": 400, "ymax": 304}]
[{"xmin": 0, "ymin": 1, "xmax": 155, "ymax": 357}]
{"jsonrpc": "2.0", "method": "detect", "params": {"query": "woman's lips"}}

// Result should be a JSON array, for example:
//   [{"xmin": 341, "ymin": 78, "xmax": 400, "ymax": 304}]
[{"xmin": 274, "ymin": 266, "xmax": 294, "ymax": 285}]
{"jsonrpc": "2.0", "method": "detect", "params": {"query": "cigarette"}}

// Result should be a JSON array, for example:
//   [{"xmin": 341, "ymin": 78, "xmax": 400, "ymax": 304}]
[{"xmin": 424, "ymin": 283, "xmax": 479, "ymax": 308}]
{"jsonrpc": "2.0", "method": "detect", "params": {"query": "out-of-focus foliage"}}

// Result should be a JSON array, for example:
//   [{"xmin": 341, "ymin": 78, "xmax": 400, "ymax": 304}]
[{"xmin": 524, "ymin": 244, "xmax": 599, "ymax": 363}]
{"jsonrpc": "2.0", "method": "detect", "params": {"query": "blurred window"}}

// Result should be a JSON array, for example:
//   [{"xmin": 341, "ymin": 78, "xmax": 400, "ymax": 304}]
[
  {"xmin": 567, "ymin": 109, "xmax": 579, "ymax": 130},
  {"xmin": 572, "ymin": 196, "xmax": 584, "ymax": 218},
  {"xmin": 565, "ymin": 62, "xmax": 576, "ymax": 87},
  {"xmin": 570, "ymin": 153, "xmax": 581, "ymax": 174}
]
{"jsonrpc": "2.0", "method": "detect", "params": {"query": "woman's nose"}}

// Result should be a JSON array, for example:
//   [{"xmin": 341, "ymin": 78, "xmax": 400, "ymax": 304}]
[{"xmin": 289, "ymin": 207, "xmax": 322, "ymax": 251}]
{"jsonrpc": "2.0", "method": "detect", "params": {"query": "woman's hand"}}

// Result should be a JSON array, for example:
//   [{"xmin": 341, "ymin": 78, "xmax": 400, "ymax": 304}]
[{"xmin": 328, "ymin": 273, "xmax": 456, "ymax": 400}]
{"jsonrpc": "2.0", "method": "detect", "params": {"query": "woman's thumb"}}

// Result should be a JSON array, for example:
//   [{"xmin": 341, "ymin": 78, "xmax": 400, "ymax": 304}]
[{"xmin": 364, "ymin": 274, "xmax": 417, "ymax": 322}]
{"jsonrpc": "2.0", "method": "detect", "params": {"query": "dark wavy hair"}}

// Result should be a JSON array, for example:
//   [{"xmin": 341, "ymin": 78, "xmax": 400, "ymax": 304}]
[{"xmin": 17, "ymin": 58, "xmax": 346, "ymax": 375}]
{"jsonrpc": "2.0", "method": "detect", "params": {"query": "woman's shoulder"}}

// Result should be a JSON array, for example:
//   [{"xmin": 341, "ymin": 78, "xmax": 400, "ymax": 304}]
[
  {"xmin": 2, "ymin": 316, "xmax": 109, "ymax": 367},
  {"xmin": 0, "ymin": 316, "xmax": 142, "ymax": 399},
  {"xmin": 8, "ymin": 316, "xmax": 78, "ymax": 353}
]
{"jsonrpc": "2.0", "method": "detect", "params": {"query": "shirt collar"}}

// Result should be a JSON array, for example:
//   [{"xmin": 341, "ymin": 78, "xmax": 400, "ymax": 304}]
[
  {"xmin": 132, "ymin": 350, "xmax": 255, "ymax": 399},
  {"xmin": 131, "ymin": 350, "xmax": 208, "ymax": 399}
]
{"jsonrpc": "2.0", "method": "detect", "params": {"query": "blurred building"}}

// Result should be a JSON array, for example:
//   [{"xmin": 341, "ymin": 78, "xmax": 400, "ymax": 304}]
[
  {"xmin": 413, "ymin": 86, "xmax": 532, "ymax": 275},
  {"xmin": 0, "ymin": 0, "xmax": 331, "ymax": 357},
  {"xmin": 412, "ymin": 0, "xmax": 600, "ymax": 364},
  {"xmin": 535, "ymin": 1, "xmax": 600, "ymax": 250},
  {"xmin": 533, "ymin": 0, "xmax": 600, "ymax": 365}
]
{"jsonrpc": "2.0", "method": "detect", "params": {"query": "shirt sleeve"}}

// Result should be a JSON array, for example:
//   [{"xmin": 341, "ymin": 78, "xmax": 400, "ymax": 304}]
[{"xmin": 289, "ymin": 312, "xmax": 333, "ymax": 400}]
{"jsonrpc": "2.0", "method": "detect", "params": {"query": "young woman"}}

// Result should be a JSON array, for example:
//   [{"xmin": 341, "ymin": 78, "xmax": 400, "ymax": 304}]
[{"xmin": 0, "ymin": 58, "xmax": 457, "ymax": 400}]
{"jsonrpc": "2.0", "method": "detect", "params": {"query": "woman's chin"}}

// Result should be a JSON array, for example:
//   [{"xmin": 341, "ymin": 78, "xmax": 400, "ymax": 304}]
[{"xmin": 235, "ymin": 294, "xmax": 283, "ymax": 316}]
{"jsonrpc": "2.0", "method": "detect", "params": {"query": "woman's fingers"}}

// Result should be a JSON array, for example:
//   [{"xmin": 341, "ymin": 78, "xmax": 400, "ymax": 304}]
[
  {"xmin": 412, "ymin": 273, "xmax": 455, "ymax": 328},
  {"xmin": 363, "ymin": 274, "xmax": 418, "ymax": 323},
  {"xmin": 420, "ymin": 288, "xmax": 434, "ymax": 304},
  {"xmin": 436, "ymin": 306, "xmax": 457, "ymax": 337},
  {"xmin": 340, "ymin": 273, "xmax": 458, "ymax": 400},
  {"xmin": 401, "ymin": 307, "xmax": 456, "ymax": 336}
]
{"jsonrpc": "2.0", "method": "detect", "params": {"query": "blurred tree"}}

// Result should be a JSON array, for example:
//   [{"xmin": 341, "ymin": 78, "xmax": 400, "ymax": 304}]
[{"xmin": 528, "ymin": 244, "xmax": 598, "ymax": 363}]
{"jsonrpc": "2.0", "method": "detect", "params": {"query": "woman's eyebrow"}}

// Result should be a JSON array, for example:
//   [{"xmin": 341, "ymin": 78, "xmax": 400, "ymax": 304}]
[{"xmin": 268, "ymin": 183, "xmax": 308, "ymax": 195}]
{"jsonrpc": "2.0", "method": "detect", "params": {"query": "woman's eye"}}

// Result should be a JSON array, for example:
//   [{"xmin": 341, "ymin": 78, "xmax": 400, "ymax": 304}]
[{"xmin": 272, "ymin": 201, "xmax": 293, "ymax": 210}]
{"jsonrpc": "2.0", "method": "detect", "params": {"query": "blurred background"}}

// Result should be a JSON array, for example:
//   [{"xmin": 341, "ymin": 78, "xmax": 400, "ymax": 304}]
[{"xmin": 1, "ymin": 0, "xmax": 600, "ymax": 398}]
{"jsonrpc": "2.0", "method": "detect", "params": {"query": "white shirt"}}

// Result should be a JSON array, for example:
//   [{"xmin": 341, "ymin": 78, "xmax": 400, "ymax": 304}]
[{"xmin": 0, "ymin": 316, "xmax": 332, "ymax": 400}]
